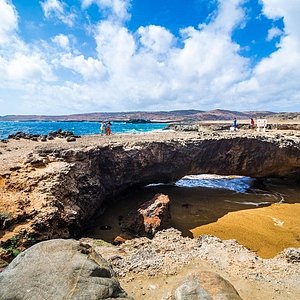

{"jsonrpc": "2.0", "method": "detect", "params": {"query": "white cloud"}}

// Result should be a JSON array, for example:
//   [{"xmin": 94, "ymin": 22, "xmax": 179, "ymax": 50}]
[
  {"xmin": 232, "ymin": 0, "xmax": 300, "ymax": 111},
  {"xmin": 52, "ymin": 34, "xmax": 70, "ymax": 49},
  {"xmin": 138, "ymin": 25, "xmax": 175, "ymax": 54},
  {"xmin": 4, "ymin": 53, "xmax": 56, "ymax": 82},
  {"xmin": 82, "ymin": 0, "xmax": 131, "ymax": 22},
  {"xmin": 261, "ymin": 0, "xmax": 300, "ymax": 37},
  {"xmin": 208, "ymin": 0, "xmax": 245, "ymax": 34},
  {"xmin": 95, "ymin": 21, "xmax": 135, "ymax": 71},
  {"xmin": 40, "ymin": 0, "xmax": 76, "ymax": 27},
  {"xmin": 0, "ymin": 0, "xmax": 252, "ymax": 114},
  {"xmin": 0, "ymin": 0, "xmax": 18, "ymax": 44},
  {"xmin": 41, "ymin": 0, "xmax": 63, "ymax": 16},
  {"xmin": 39, "ymin": 0, "xmax": 248, "ymax": 112},
  {"xmin": 0, "ymin": 2, "xmax": 56, "ymax": 88},
  {"xmin": 1, "ymin": 0, "xmax": 300, "ymax": 114},
  {"xmin": 267, "ymin": 27, "xmax": 283, "ymax": 41},
  {"xmin": 59, "ymin": 54, "xmax": 105, "ymax": 80}
]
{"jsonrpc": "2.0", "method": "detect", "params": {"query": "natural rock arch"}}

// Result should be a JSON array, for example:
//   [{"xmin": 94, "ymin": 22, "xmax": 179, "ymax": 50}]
[{"xmin": 1, "ymin": 133, "xmax": 300, "ymax": 247}]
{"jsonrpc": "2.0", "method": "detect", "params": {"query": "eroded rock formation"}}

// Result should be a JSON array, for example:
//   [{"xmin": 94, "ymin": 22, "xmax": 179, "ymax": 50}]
[
  {"xmin": 120, "ymin": 193, "xmax": 171, "ymax": 237},
  {"xmin": 1, "ymin": 131, "xmax": 300, "ymax": 258}
]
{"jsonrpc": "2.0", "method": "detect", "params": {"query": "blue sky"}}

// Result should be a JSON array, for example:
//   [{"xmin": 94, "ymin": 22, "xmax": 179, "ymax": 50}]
[{"xmin": 0, "ymin": 0, "xmax": 299, "ymax": 114}]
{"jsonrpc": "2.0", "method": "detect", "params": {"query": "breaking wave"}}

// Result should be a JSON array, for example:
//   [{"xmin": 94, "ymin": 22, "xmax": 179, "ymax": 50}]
[{"xmin": 175, "ymin": 174, "xmax": 253, "ymax": 193}]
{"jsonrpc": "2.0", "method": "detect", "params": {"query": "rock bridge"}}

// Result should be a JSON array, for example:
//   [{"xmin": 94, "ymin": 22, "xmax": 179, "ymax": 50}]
[{"xmin": 1, "ymin": 131, "xmax": 300, "ymax": 249}]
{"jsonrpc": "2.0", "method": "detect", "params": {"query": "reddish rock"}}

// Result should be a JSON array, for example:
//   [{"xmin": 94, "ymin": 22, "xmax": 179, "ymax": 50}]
[
  {"xmin": 121, "ymin": 193, "xmax": 171, "ymax": 237},
  {"xmin": 113, "ymin": 235, "xmax": 127, "ymax": 245}
]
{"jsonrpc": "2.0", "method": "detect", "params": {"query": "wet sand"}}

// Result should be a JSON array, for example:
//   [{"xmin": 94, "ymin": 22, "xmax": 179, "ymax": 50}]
[{"xmin": 191, "ymin": 203, "xmax": 300, "ymax": 258}]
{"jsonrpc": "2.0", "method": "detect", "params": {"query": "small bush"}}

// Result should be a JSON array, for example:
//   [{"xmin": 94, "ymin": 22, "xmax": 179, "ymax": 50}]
[{"xmin": 93, "ymin": 239, "xmax": 112, "ymax": 247}]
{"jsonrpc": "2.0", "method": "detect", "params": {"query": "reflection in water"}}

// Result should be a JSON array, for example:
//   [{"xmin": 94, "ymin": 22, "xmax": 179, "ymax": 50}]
[{"xmin": 85, "ymin": 175, "xmax": 300, "ymax": 242}]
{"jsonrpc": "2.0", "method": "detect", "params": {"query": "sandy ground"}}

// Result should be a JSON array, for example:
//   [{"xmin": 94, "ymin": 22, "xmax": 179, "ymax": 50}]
[
  {"xmin": 191, "ymin": 203, "xmax": 300, "ymax": 258},
  {"xmin": 118, "ymin": 259, "xmax": 296, "ymax": 300},
  {"xmin": 92, "ymin": 226, "xmax": 300, "ymax": 300}
]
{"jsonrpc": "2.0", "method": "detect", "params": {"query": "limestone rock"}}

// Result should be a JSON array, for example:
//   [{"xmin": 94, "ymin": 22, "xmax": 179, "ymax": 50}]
[
  {"xmin": 278, "ymin": 248, "xmax": 300, "ymax": 263},
  {"xmin": 66, "ymin": 136, "xmax": 76, "ymax": 142},
  {"xmin": 120, "ymin": 193, "xmax": 171, "ymax": 237},
  {"xmin": 0, "ymin": 239, "xmax": 133, "ymax": 300},
  {"xmin": 173, "ymin": 271, "xmax": 242, "ymax": 300},
  {"xmin": 1, "ymin": 131, "xmax": 300, "ymax": 256}
]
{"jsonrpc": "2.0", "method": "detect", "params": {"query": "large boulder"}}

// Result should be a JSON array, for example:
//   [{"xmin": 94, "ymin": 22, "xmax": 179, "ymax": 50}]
[
  {"xmin": 0, "ymin": 239, "xmax": 133, "ymax": 300},
  {"xmin": 120, "ymin": 193, "xmax": 171, "ymax": 237},
  {"xmin": 173, "ymin": 271, "xmax": 242, "ymax": 300}
]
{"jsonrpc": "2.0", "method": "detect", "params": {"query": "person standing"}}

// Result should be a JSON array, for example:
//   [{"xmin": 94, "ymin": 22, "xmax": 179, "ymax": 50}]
[
  {"xmin": 233, "ymin": 117, "xmax": 237, "ymax": 131},
  {"xmin": 250, "ymin": 118, "xmax": 255, "ymax": 129},
  {"xmin": 100, "ymin": 121, "xmax": 106, "ymax": 135},
  {"xmin": 106, "ymin": 121, "xmax": 112, "ymax": 135}
]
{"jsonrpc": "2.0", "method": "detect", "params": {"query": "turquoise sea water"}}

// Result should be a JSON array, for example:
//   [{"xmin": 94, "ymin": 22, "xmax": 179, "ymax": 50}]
[{"xmin": 0, "ymin": 121, "xmax": 168, "ymax": 140}]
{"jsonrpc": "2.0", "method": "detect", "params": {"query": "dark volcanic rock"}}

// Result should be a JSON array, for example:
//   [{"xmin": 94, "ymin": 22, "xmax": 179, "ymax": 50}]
[
  {"xmin": 6, "ymin": 129, "xmax": 79, "ymax": 142},
  {"xmin": 0, "ymin": 239, "xmax": 133, "ymax": 300}
]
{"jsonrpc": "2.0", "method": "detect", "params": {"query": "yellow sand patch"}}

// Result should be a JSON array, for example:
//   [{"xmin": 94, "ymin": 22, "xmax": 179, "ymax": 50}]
[
  {"xmin": 190, "ymin": 203, "xmax": 300, "ymax": 258},
  {"xmin": 0, "ymin": 177, "xmax": 5, "ymax": 188}
]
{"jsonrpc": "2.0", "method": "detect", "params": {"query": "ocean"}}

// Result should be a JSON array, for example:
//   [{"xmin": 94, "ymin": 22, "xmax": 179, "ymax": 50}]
[{"xmin": 0, "ymin": 121, "xmax": 168, "ymax": 140}]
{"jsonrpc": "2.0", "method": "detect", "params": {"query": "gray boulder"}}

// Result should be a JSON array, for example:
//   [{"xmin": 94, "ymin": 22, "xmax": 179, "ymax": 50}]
[
  {"xmin": 173, "ymin": 271, "xmax": 242, "ymax": 300},
  {"xmin": 0, "ymin": 239, "xmax": 133, "ymax": 300}
]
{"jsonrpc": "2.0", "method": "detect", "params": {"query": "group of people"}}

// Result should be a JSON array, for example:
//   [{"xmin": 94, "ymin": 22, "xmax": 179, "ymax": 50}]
[
  {"xmin": 100, "ymin": 121, "xmax": 112, "ymax": 136},
  {"xmin": 232, "ymin": 117, "xmax": 255, "ymax": 131}
]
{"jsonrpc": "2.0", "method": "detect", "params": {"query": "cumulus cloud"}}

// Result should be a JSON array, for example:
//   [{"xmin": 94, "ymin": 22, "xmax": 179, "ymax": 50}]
[
  {"xmin": 138, "ymin": 25, "xmax": 175, "ymax": 54},
  {"xmin": 0, "ymin": 2, "xmax": 55, "ymax": 91},
  {"xmin": 6, "ymin": 53, "xmax": 56, "ymax": 82},
  {"xmin": 52, "ymin": 34, "xmax": 70, "ymax": 49},
  {"xmin": 59, "ymin": 54, "xmax": 105, "ymax": 80},
  {"xmin": 232, "ymin": 0, "xmax": 300, "ymax": 111},
  {"xmin": 0, "ymin": 0, "xmax": 251, "ymax": 114},
  {"xmin": 0, "ymin": 38, "xmax": 56, "ymax": 84},
  {"xmin": 1, "ymin": 0, "xmax": 300, "ymax": 114},
  {"xmin": 267, "ymin": 27, "xmax": 283, "ymax": 41},
  {"xmin": 82, "ymin": 0, "xmax": 131, "ymax": 22},
  {"xmin": 24, "ymin": 0, "xmax": 244, "ymax": 113},
  {"xmin": 208, "ymin": 0, "xmax": 245, "ymax": 33},
  {"xmin": 95, "ymin": 21, "xmax": 135, "ymax": 70},
  {"xmin": 40, "ymin": 0, "xmax": 76, "ymax": 26},
  {"xmin": 0, "ymin": 0, "xmax": 18, "ymax": 44}
]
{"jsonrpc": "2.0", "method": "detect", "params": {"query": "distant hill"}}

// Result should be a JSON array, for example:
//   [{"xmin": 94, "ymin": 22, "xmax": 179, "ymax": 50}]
[{"xmin": 0, "ymin": 109, "xmax": 294, "ymax": 122}]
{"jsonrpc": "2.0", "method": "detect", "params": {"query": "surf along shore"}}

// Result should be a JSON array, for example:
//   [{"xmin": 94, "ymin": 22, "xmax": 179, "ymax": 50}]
[{"xmin": 1, "ymin": 126, "xmax": 300, "ymax": 299}]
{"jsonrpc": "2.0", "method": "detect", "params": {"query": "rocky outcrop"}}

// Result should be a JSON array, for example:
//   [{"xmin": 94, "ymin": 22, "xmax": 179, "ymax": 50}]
[
  {"xmin": 6, "ymin": 129, "xmax": 80, "ymax": 142},
  {"xmin": 120, "ymin": 193, "xmax": 171, "ymax": 237},
  {"xmin": 0, "ymin": 239, "xmax": 132, "ymax": 300},
  {"xmin": 89, "ymin": 228, "xmax": 300, "ymax": 299},
  {"xmin": 173, "ymin": 271, "xmax": 242, "ymax": 300},
  {"xmin": 1, "ymin": 131, "xmax": 300, "ymax": 259},
  {"xmin": 167, "ymin": 122, "xmax": 300, "ymax": 132}
]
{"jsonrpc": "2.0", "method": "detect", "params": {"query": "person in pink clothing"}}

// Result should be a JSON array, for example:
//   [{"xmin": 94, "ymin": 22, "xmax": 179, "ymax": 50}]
[{"xmin": 106, "ymin": 121, "xmax": 111, "ymax": 135}]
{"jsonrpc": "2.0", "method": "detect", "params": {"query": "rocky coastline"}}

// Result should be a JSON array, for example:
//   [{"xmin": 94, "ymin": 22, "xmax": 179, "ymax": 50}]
[{"xmin": 1, "ymin": 128, "xmax": 300, "ymax": 299}]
